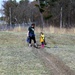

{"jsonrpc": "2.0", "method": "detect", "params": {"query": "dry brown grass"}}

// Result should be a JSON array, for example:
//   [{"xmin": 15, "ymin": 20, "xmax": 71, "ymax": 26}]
[
  {"xmin": 13, "ymin": 26, "xmax": 27, "ymax": 32},
  {"xmin": 11, "ymin": 26, "xmax": 75, "ymax": 34},
  {"xmin": 35, "ymin": 26, "xmax": 75, "ymax": 34}
]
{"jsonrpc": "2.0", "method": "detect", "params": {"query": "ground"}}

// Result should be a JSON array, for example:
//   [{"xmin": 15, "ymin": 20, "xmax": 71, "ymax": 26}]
[{"xmin": 0, "ymin": 31, "xmax": 75, "ymax": 75}]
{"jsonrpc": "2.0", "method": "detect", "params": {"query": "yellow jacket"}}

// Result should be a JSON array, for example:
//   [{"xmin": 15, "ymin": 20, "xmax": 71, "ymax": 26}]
[{"xmin": 40, "ymin": 34, "xmax": 45, "ymax": 42}]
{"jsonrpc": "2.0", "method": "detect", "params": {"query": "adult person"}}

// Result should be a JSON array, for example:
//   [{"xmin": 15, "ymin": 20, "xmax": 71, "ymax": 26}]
[{"xmin": 28, "ymin": 23, "xmax": 37, "ymax": 47}]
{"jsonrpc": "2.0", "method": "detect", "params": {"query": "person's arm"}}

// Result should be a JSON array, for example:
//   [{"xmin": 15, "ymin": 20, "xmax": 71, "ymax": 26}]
[{"xmin": 27, "ymin": 31, "xmax": 29, "ymax": 37}]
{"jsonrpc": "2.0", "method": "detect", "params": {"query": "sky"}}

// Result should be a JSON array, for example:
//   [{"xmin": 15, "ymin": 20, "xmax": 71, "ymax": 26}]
[{"xmin": 0, "ymin": 0, "xmax": 34, "ymax": 17}]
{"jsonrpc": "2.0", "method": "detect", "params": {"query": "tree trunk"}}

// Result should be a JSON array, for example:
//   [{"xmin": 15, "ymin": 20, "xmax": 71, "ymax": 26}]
[
  {"xmin": 60, "ymin": 7, "xmax": 63, "ymax": 28},
  {"xmin": 38, "ymin": 0, "xmax": 45, "ymax": 31}
]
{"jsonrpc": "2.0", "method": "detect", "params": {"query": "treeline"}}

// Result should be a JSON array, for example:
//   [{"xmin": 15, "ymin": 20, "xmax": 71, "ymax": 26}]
[{"xmin": 2, "ymin": 0, "xmax": 75, "ymax": 28}]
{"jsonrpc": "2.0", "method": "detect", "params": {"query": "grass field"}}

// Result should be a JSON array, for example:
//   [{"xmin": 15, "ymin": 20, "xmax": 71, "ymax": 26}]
[
  {"xmin": 0, "ymin": 31, "xmax": 52, "ymax": 75},
  {"xmin": 44, "ymin": 33, "xmax": 75, "ymax": 71},
  {"xmin": 0, "ymin": 31, "xmax": 75, "ymax": 75}
]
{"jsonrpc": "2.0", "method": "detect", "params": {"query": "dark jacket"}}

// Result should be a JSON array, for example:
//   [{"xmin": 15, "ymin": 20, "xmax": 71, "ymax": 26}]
[{"xmin": 28, "ymin": 26, "xmax": 35, "ymax": 37}]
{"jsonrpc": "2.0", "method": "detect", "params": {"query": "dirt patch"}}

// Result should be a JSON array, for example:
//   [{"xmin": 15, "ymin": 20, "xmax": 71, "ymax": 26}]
[{"xmin": 32, "ymin": 48, "xmax": 75, "ymax": 75}]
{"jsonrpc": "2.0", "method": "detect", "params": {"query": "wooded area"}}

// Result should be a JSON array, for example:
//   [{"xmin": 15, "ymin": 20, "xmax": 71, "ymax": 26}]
[{"xmin": 1, "ymin": 0, "xmax": 75, "ymax": 28}]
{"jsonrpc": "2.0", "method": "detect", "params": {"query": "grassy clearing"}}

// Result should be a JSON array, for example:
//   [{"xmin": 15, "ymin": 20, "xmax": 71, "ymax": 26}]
[
  {"xmin": 0, "ymin": 31, "xmax": 52, "ymax": 75},
  {"xmin": 0, "ymin": 31, "xmax": 75, "ymax": 75},
  {"xmin": 44, "ymin": 33, "xmax": 75, "ymax": 70}
]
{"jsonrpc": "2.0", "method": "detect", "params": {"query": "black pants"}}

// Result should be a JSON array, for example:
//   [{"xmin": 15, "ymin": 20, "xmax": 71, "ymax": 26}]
[
  {"xmin": 41, "ymin": 42, "xmax": 44, "ymax": 45},
  {"xmin": 29, "ymin": 36, "xmax": 36, "ymax": 44}
]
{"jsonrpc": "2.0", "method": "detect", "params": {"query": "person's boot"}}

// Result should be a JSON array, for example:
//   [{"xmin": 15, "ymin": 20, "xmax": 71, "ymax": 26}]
[
  {"xmin": 34, "ymin": 43, "xmax": 38, "ymax": 47},
  {"xmin": 41, "ymin": 44, "xmax": 44, "ymax": 48},
  {"xmin": 29, "ymin": 44, "xmax": 32, "ymax": 47},
  {"xmin": 42, "ymin": 44, "xmax": 44, "ymax": 48}
]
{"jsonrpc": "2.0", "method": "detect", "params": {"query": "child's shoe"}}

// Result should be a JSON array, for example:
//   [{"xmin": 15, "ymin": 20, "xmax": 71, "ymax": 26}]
[{"xmin": 41, "ymin": 44, "xmax": 44, "ymax": 48}]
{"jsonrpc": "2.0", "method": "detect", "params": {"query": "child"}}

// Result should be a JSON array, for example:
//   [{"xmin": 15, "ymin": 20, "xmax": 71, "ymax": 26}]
[{"xmin": 40, "ymin": 32, "xmax": 45, "ymax": 48}]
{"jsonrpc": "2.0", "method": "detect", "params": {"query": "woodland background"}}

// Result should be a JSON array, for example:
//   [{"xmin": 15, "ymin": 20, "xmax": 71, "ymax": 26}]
[{"xmin": 0, "ymin": 0, "xmax": 75, "ymax": 29}]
